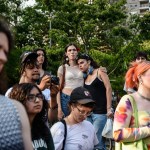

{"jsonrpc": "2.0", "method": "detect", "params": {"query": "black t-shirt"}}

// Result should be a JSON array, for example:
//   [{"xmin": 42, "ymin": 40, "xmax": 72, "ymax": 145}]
[{"xmin": 32, "ymin": 136, "xmax": 54, "ymax": 150}]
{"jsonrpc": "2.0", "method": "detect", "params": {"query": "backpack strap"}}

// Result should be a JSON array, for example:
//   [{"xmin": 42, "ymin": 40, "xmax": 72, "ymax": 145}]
[{"xmin": 60, "ymin": 119, "xmax": 67, "ymax": 150}]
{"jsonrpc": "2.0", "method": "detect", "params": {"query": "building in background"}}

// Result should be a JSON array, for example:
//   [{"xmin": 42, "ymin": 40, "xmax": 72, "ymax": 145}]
[{"xmin": 126, "ymin": 0, "xmax": 150, "ymax": 15}]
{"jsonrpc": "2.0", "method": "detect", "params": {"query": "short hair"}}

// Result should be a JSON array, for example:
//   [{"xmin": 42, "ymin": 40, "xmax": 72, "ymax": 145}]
[
  {"xmin": 0, "ymin": 19, "xmax": 13, "ymax": 51},
  {"xmin": 134, "ymin": 51, "xmax": 148, "ymax": 60},
  {"xmin": 77, "ymin": 53, "xmax": 99, "ymax": 69},
  {"xmin": 125, "ymin": 61, "xmax": 150, "ymax": 89}
]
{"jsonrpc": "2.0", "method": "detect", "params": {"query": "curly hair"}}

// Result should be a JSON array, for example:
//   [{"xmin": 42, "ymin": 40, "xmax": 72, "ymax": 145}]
[{"xmin": 9, "ymin": 83, "xmax": 52, "ymax": 149}]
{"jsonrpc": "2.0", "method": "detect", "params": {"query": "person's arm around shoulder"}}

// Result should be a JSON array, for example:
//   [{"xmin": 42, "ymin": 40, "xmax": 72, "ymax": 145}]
[
  {"xmin": 98, "ymin": 69, "xmax": 113, "ymax": 117},
  {"xmin": 13, "ymin": 100, "xmax": 33, "ymax": 150}
]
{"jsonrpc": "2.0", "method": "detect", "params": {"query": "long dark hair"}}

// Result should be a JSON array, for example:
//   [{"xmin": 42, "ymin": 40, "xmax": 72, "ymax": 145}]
[
  {"xmin": 77, "ymin": 53, "xmax": 99, "ymax": 69},
  {"xmin": 0, "ymin": 19, "xmax": 13, "ymax": 51},
  {"xmin": 33, "ymin": 48, "xmax": 48, "ymax": 70},
  {"xmin": 9, "ymin": 83, "xmax": 52, "ymax": 149}
]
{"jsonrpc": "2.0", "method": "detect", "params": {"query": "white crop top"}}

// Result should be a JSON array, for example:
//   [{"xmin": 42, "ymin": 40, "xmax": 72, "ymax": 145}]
[{"xmin": 58, "ymin": 64, "xmax": 84, "ymax": 89}]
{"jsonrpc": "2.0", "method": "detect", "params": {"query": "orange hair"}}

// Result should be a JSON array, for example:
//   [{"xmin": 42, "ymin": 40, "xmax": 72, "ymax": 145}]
[{"xmin": 125, "ymin": 61, "xmax": 150, "ymax": 89}]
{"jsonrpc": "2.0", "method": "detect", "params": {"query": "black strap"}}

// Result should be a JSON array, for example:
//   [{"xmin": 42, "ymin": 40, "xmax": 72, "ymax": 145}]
[{"xmin": 60, "ymin": 119, "xmax": 67, "ymax": 150}]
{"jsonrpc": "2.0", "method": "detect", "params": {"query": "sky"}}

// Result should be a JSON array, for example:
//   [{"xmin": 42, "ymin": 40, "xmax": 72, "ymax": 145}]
[{"xmin": 22, "ymin": 0, "xmax": 35, "ymax": 7}]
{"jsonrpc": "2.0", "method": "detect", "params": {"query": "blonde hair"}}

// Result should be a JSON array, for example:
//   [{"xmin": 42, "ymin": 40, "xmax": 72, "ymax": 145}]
[{"xmin": 125, "ymin": 61, "xmax": 150, "ymax": 89}]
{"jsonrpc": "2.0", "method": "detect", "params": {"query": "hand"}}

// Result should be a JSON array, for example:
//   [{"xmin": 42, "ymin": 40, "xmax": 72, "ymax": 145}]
[
  {"xmin": 50, "ymin": 83, "xmax": 59, "ymax": 97},
  {"xmin": 99, "ymin": 66, "xmax": 107, "ymax": 73},
  {"xmin": 107, "ymin": 108, "xmax": 114, "ymax": 118},
  {"xmin": 38, "ymin": 75, "xmax": 51, "ymax": 90}
]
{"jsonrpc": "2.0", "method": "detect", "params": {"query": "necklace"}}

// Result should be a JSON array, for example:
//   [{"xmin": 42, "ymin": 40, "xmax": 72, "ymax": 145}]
[{"xmin": 137, "ymin": 92, "xmax": 150, "ymax": 101}]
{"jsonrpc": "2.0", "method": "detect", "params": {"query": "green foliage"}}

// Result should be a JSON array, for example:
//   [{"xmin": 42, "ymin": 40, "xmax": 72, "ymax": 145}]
[{"xmin": 1, "ymin": 0, "xmax": 150, "ymax": 92}]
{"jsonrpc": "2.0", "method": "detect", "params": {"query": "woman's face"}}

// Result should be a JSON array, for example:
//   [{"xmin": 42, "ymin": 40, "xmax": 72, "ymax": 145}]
[
  {"xmin": 78, "ymin": 59, "xmax": 89, "ymax": 72},
  {"xmin": 135, "ymin": 56, "xmax": 146, "ymax": 64},
  {"xmin": 65, "ymin": 45, "xmax": 78, "ymax": 61},
  {"xmin": 0, "ymin": 32, "xmax": 9, "ymax": 72},
  {"xmin": 36, "ymin": 50, "xmax": 45, "ymax": 65},
  {"xmin": 24, "ymin": 87, "xmax": 43, "ymax": 115},
  {"xmin": 141, "ymin": 69, "xmax": 150, "ymax": 89},
  {"xmin": 71, "ymin": 104, "xmax": 93, "ymax": 123}
]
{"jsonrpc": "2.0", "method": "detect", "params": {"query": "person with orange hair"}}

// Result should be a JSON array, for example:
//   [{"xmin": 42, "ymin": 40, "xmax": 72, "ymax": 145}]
[{"xmin": 113, "ymin": 61, "xmax": 150, "ymax": 149}]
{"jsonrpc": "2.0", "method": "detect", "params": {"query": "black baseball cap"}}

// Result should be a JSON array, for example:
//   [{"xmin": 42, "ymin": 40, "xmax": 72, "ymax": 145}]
[
  {"xmin": 70, "ymin": 87, "xmax": 95, "ymax": 104},
  {"xmin": 20, "ymin": 51, "xmax": 38, "ymax": 64}
]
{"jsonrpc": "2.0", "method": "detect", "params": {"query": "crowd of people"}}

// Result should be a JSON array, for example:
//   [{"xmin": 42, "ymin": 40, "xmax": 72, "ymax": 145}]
[{"xmin": 0, "ymin": 18, "xmax": 150, "ymax": 150}]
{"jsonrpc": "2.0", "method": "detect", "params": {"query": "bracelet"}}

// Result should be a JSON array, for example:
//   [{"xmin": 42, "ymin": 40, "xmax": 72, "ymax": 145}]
[
  {"xmin": 50, "ymin": 104, "xmax": 58, "ymax": 111},
  {"xmin": 107, "ymin": 108, "xmax": 114, "ymax": 113}
]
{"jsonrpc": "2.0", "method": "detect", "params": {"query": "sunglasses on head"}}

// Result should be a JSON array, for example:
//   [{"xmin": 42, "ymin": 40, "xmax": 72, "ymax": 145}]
[{"xmin": 136, "ymin": 57, "xmax": 146, "ymax": 60}]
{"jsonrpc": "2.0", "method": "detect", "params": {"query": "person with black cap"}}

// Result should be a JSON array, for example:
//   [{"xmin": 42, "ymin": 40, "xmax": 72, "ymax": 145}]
[{"xmin": 51, "ymin": 86, "xmax": 99, "ymax": 150}]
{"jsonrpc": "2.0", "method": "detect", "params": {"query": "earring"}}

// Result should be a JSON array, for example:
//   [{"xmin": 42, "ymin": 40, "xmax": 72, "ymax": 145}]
[
  {"xmin": 140, "ymin": 80, "xmax": 143, "ymax": 84},
  {"xmin": 139, "ymin": 79, "xmax": 143, "ymax": 84},
  {"xmin": 66, "ymin": 57, "xmax": 69, "ymax": 61}
]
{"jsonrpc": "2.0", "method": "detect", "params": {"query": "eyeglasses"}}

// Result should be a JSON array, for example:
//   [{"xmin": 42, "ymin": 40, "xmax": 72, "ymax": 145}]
[
  {"xmin": 136, "ymin": 57, "xmax": 146, "ymax": 61},
  {"xmin": 76, "ymin": 106, "xmax": 92, "ymax": 116},
  {"xmin": 27, "ymin": 93, "xmax": 44, "ymax": 102}
]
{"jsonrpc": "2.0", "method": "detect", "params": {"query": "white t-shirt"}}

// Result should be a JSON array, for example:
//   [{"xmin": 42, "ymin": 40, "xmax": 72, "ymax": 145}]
[
  {"xmin": 51, "ymin": 120, "xmax": 99, "ymax": 150},
  {"xmin": 5, "ymin": 87, "xmax": 51, "ymax": 101}
]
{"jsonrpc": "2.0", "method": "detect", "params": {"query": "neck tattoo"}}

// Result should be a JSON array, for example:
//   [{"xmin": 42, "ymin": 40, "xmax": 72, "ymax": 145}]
[{"xmin": 137, "ymin": 92, "xmax": 150, "ymax": 101}]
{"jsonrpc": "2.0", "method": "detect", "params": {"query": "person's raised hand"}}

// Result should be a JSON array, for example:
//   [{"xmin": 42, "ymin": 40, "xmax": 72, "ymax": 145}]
[
  {"xmin": 38, "ymin": 75, "xmax": 51, "ymax": 90},
  {"xmin": 50, "ymin": 83, "xmax": 59, "ymax": 97}
]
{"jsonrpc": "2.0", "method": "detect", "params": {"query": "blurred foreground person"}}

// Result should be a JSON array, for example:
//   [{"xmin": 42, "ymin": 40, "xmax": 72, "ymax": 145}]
[
  {"xmin": 51, "ymin": 86, "xmax": 99, "ymax": 150},
  {"xmin": 0, "ymin": 19, "xmax": 33, "ymax": 149},
  {"xmin": 113, "ymin": 61, "xmax": 150, "ymax": 150},
  {"xmin": 9, "ymin": 83, "xmax": 55, "ymax": 150}
]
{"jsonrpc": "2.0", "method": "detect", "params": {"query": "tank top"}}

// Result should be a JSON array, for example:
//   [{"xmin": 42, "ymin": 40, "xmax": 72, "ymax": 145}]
[
  {"xmin": 0, "ymin": 95, "xmax": 24, "ymax": 150},
  {"xmin": 84, "ymin": 70, "xmax": 107, "ymax": 114}
]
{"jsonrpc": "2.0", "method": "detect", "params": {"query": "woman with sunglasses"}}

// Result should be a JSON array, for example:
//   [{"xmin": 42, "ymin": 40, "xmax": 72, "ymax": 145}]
[
  {"xmin": 51, "ymin": 87, "xmax": 99, "ymax": 150},
  {"xmin": 9, "ymin": 83, "xmax": 55, "ymax": 150},
  {"xmin": 77, "ymin": 54, "xmax": 113, "ymax": 150}
]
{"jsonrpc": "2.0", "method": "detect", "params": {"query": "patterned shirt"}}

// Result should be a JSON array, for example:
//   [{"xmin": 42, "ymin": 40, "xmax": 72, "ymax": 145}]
[{"xmin": 113, "ymin": 95, "xmax": 150, "ymax": 149}]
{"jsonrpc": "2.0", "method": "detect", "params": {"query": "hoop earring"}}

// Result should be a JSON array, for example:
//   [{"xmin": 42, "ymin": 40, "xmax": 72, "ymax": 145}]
[{"xmin": 66, "ymin": 57, "xmax": 69, "ymax": 61}]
